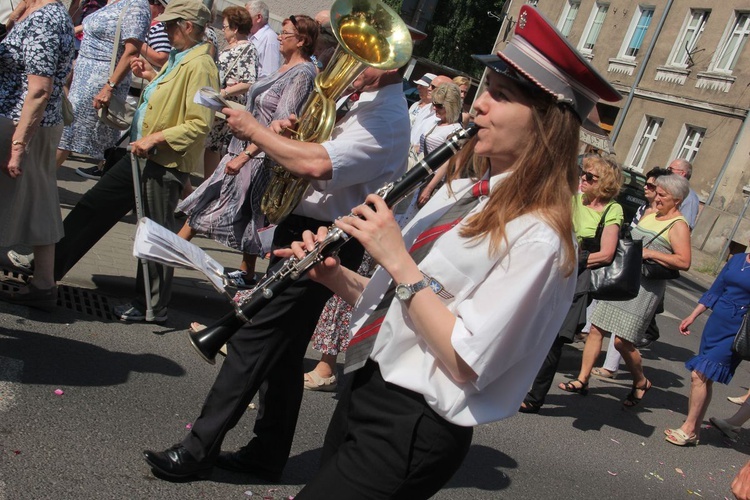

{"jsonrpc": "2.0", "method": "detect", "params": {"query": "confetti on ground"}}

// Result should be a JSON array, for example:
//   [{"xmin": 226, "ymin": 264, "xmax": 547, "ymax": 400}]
[
  {"xmin": 610, "ymin": 438, "xmax": 620, "ymax": 444},
  {"xmin": 649, "ymin": 472, "xmax": 664, "ymax": 481},
  {"xmin": 53, "ymin": 389, "xmax": 64, "ymax": 396},
  {"xmin": 248, "ymin": 403, "xmax": 256, "ymax": 409},
  {"xmin": 640, "ymin": 442, "xmax": 646, "ymax": 446},
  {"xmin": 244, "ymin": 491, "xmax": 253, "ymax": 497},
  {"xmin": 607, "ymin": 471, "xmax": 617, "ymax": 476},
  {"xmin": 659, "ymin": 462, "xmax": 665, "ymax": 465},
  {"xmin": 686, "ymin": 490, "xmax": 702, "ymax": 497},
  {"xmin": 185, "ymin": 423, "xmax": 192, "ymax": 430},
  {"xmin": 676, "ymin": 467, "xmax": 685, "ymax": 476}
]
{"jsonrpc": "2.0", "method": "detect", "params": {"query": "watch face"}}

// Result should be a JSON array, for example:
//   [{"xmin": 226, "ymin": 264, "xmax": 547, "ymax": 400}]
[{"xmin": 395, "ymin": 284, "xmax": 412, "ymax": 301}]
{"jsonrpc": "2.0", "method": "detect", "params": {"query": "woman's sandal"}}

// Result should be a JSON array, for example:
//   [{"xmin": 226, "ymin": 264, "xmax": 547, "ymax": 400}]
[
  {"xmin": 558, "ymin": 379, "xmax": 589, "ymax": 395},
  {"xmin": 665, "ymin": 428, "xmax": 699, "ymax": 446},
  {"xmin": 592, "ymin": 367, "xmax": 617, "ymax": 380},
  {"xmin": 623, "ymin": 379, "xmax": 652, "ymax": 408}
]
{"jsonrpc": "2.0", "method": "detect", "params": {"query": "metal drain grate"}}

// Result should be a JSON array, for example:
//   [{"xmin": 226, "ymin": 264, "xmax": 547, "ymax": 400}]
[{"xmin": 1, "ymin": 269, "xmax": 115, "ymax": 320}]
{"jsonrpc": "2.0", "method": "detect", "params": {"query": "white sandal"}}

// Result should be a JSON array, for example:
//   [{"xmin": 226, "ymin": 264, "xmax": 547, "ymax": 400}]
[{"xmin": 304, "ymin": 371, "xmax": 337, "ymax": 392}]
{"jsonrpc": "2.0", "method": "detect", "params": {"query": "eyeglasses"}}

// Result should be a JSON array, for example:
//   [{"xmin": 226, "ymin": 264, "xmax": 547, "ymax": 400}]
[
  {"xmin": 433, "ymin": 102, "xmax": 444, "ymax": 109},
  {"xmin": 645, "ymin": 182, "xmax": 657, "ymax": 190},
  {"xmin": 279, "ymin": 31, "xmax": 298, "ymax": 38},
  {"xmin": 580, "ymin": 170, "xmax": 599, "ymax": 183},
  {"xmin": 222, "ymin": 24, "xmax": 230, "ymax": 30}
]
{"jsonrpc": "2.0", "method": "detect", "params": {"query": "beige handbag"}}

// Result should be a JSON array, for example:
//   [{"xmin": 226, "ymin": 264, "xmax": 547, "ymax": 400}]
[{"xmin": 96, "ymin": 1, "xmax": 136, "ymax": 130}]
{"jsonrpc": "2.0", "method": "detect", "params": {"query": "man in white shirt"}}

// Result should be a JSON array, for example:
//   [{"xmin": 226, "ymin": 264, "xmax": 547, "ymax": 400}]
[
  {"xmin": 408, "ymin": 72, "xmax": 436, "ymax": 145},
  {"xmin": 144, "ymin": 67, "xmax": 410, "ymax": 482},
  {"xmin": 245, "ymin": 0, "xmax": 279, "ymax": 78},
  {"xmin": 668, "ymin": 158, "xmax": 699, "ymax": 229}
]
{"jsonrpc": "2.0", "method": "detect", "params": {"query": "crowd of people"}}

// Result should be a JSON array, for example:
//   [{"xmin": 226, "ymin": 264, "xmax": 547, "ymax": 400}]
[{"xmin": 3, "ymin": 0, "xmax": 750, "ymax": 497}]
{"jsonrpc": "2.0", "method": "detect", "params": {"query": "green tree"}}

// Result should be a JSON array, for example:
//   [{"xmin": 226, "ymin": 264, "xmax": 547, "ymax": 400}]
[
  {"xmin": 415, "ymin": 0, "xmax": 505, "ymax": 78},
  {"xmin": 382, "ymin": 0, "xmax": 403, "ymax": 12}
]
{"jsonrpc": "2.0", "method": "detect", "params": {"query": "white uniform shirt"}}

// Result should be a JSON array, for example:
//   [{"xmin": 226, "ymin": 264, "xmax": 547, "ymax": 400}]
[
  {"xmin": 293, "ymin": 82, "xmax": 410, "ymax": 222},
  {"xmin": 250, "ymin": 23, "xmax": 281, "ymax": 78},
  {"xmin": 352, "ymin": 173, "xmax": 577, "ymax": 426}
]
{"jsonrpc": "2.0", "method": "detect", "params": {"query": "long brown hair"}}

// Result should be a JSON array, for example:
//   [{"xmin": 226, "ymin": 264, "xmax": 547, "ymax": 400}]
[{"xmin": 445, "ymin": 97, "xmax": 580, "ymax": 276}]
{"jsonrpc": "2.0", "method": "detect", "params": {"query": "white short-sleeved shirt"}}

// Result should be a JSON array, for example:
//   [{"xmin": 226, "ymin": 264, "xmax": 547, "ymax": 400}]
[
  {"xmin": 352, "ymin": 173, "xmax": 577, "ymax": 426},
  {"xmin": 251, "ymin": 23, "xmax": 281, "ymax": 78},
  {"xmin": 409, "ymin": 104, "xmax": 435, "ymax": 146},
  {"xmin": 293, "ymin": 82, "xmax": 410, "ymax": 222}
]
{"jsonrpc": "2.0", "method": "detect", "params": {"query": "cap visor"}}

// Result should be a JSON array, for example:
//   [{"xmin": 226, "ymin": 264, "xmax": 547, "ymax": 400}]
[
  {"xmin": 155, "ymin": 12, "xmax": 180, "ymax": 22},
  {"xmin": 472, "ymin": 54, "xmax": 540, "ymax": 93}
]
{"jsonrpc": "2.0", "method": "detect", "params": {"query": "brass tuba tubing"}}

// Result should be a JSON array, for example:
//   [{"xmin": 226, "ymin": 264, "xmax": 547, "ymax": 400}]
[{"xmin": 189, "ymin": 126, "xmax": 478, "ymax": 364}]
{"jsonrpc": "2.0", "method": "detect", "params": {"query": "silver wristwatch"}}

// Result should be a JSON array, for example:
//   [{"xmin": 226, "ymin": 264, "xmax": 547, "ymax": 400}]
[
  {"xmin": 395, "ymin": 277, "xmax": 431, "ymax": 302},
  {"xmin": 395, "ymin": 274, "xmax": 449, "ymax": 302}
]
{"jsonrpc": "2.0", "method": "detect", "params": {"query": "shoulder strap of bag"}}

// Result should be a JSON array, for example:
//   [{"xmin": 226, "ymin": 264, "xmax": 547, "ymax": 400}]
[
  {"xmin": 593, "ymin": 203, "xmax": 614, "ymax": 242},
  {"xmin": 221, "ymin": 41, "xmax": 253, "ymax": 87},
  {"xmin": 643, "ymin": 219, "xmax": 679, "ymax": 248},
  {"xmin": 108, "ymin": 0, "xmax": 131, "ymax": 79}
]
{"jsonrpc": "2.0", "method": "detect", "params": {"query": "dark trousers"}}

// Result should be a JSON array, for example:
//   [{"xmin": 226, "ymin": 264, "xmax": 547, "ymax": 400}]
[
  {"xmin": 525, "ymin": 335, "xmax": 567, "ymax": 406},
  {"xmin": 181, "ymin": 214, "xmax": 364, "ymax": 475},
  {"xmin": 295, "ymin": 360, "xmax": 473, "ymax": 500},
  {"xmin": 54, "ymin": 155, "xmax": 187, "ymax": 312}
]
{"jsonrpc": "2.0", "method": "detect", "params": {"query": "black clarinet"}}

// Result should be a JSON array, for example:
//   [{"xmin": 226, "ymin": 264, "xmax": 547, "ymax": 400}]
[{"xmin": 189, "ymin": 125, "xmax": 478, "ymax": 363}]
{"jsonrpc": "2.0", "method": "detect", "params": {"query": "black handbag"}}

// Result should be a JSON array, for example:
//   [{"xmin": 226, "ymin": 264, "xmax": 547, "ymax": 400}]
[
  {"xmin": 641, "ymin": 221, "xmax": 680, "ymax": 280},
  {"xmin": 588, "ymin": 204, "xmax": 643, "ymax": 301},
  {"xmin": 732, "ymin": 313, "xmax": 750, "ymax": 361}
]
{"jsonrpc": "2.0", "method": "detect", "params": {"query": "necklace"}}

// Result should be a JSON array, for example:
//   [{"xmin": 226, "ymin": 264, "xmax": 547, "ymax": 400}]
[{"xmin": 742, "ymin": 256, "xmax": 750, "ymax": 271}]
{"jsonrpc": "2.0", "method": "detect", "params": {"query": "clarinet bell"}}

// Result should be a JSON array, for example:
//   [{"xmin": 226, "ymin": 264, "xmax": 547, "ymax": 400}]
[{"xmin": 188, "ymin": 311, "xmax": 243, "ymax": 364}]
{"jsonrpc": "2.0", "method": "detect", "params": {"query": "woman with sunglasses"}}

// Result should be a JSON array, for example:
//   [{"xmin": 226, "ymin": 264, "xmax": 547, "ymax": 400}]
[
  {"xmin": 280, "ymin": 7, "xmax": 621, "ymax": 497},
  {"xmin": 397, "ymin": 83, "xmax": 464, "ymax": 226},
  {"xmin": 519, "ymin": 155, "xmax": 624, "ymax": 413},
  {"xmin": 177, "ymin": 15, "xmax": 318, "ymax": 288},
  {"xmin": 562, "ymin": 173, "xmax": 691, "ymax": 409},
  {"xmin": 591, "ymin": 166, "xmax": 672, "ymax": 380},
  {"xmin": 203, "ymin": 6, "xmax": 258, "ymax": 179}
]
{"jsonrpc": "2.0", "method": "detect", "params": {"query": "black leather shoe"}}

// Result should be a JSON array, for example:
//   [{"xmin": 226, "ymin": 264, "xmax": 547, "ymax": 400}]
[
  {"xmin": 143, "ymin": 445, "xmax": 212, "ymax": 480},
  {"xmin": 215, "ymin": 449, "xmax": 282, "ymax": 482}
]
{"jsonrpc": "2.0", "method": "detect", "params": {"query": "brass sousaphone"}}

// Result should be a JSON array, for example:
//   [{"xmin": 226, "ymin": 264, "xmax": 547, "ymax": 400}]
[{"xmin": 260, "ymin": 0, "xmax": 413, "ymax": 224}]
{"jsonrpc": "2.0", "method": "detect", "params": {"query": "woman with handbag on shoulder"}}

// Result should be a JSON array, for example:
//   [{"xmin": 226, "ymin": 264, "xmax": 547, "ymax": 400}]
[
  {"xmin": 56, "ymin": 0, "xmax": 150, "ymax": 167},
  {"xmin": 562, "ymin": 174, "xmax": 691, "ymax": 408},
  {"xmin": 519, "ymin": 155, "xmax": 624, "ymax": 413},
  {"xmin": 665, "ymin": 251, "xmax": 750, "ymax": 446}
]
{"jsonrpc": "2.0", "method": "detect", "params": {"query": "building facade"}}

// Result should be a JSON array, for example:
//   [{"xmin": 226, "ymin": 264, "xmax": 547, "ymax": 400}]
[{"xmin": 496, "ymin": 0, "xmax": 750, "ymax": 257}]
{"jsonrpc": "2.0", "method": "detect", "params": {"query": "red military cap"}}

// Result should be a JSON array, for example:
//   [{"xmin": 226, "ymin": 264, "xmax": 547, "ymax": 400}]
[{"xmin": 473, "ymin": 6, "xmax": 621, "ymax": 121}]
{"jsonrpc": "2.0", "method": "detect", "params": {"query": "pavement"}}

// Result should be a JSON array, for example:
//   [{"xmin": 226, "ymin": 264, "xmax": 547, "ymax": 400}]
[
  {"xmin": 2, "ymin": 155, "xmax": 270, "ymax": 330},
  {"xmin": 1, "ymin": 156, "xmax": 748, "ymax": 499}
]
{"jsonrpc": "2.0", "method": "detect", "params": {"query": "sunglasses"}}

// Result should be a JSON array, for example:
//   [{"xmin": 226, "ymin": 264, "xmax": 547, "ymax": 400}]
[
  {"xmin": 433, "ymin": 102, "xmax": 444, "ymax": 109},
  {"xmin": 645, "ymin": 182, "xmax": 657, "ymax": 190},
  {"xmin": 580, "ymin": 170, "xmax": 599, "ymax": 183}
]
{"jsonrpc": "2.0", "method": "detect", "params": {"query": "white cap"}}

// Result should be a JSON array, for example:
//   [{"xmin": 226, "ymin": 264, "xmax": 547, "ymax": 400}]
[{"xmin": 413, "ymin": 73, "xmax": 437, "ymax": 87}]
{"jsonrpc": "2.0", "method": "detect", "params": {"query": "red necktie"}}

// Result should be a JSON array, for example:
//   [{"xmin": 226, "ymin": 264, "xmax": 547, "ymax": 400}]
[{"xmin": 344, "ymin": 180, "xmax": 490, "ymax": 373}]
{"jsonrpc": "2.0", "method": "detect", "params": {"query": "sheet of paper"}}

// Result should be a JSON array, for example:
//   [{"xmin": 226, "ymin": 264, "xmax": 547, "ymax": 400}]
[{"xmin": 133, "ymin": 217, "xmax": 226, "ymax": 292}]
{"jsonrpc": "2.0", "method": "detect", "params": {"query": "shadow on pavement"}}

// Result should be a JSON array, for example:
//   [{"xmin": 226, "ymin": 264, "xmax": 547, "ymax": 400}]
[{"xmin": 0, "ymin": 327, "xmax": 185, "ymax": 386}]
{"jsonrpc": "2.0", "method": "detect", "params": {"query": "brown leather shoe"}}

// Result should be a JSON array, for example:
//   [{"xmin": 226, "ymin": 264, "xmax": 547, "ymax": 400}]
[{"xmin": 0, "ymin": 283, "xmax": 57, "ymax": 311}]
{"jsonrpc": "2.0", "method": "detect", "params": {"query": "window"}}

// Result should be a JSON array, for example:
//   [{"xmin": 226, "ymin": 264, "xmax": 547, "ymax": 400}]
[
  {"xmin": 669, "ymin": 10, "xmax": 710, "ymax": 68},
  {"xmin": 713, "ymin": 12, "xmax": 750, "ymax": 72},
  {"xmin": 579, "ymin": 3, "xmax": 609, "ymax": 53},
  {"xmin": 619, "ymin": 6, "xmax": 654, "ymax": 59},
  {"xmin": 627, "ymin": 117, "xmax": 662, "ymax": 171},
  {"xmin": 558, "ymin": 0, "xmax": 581, "ymax": 37},
  {"xmin": 676, "ymin": 126, "xmax": 705, "ymax": 163}
]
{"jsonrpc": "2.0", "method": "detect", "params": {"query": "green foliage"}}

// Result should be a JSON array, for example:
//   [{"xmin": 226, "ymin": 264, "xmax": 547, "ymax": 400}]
[
  {"xmin": 381, "ymin": 0, "xmax": 403, "ymax": 13},
  {"xmin": 415, "ymin": 0, "xmax": 505, "ymax": 78}
]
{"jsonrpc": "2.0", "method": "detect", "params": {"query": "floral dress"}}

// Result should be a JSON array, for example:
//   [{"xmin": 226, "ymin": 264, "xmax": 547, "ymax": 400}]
[
  {"xmin": 58, "ymin": 0, "xmax": 150, "ymax": 160},
  {"xmin": 206, "ymin": 40, "xmax": 258, "ymax": 154},
  {"xmin": 179, "ymin": 62, "xmax": 316, "ymax": 255}
]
